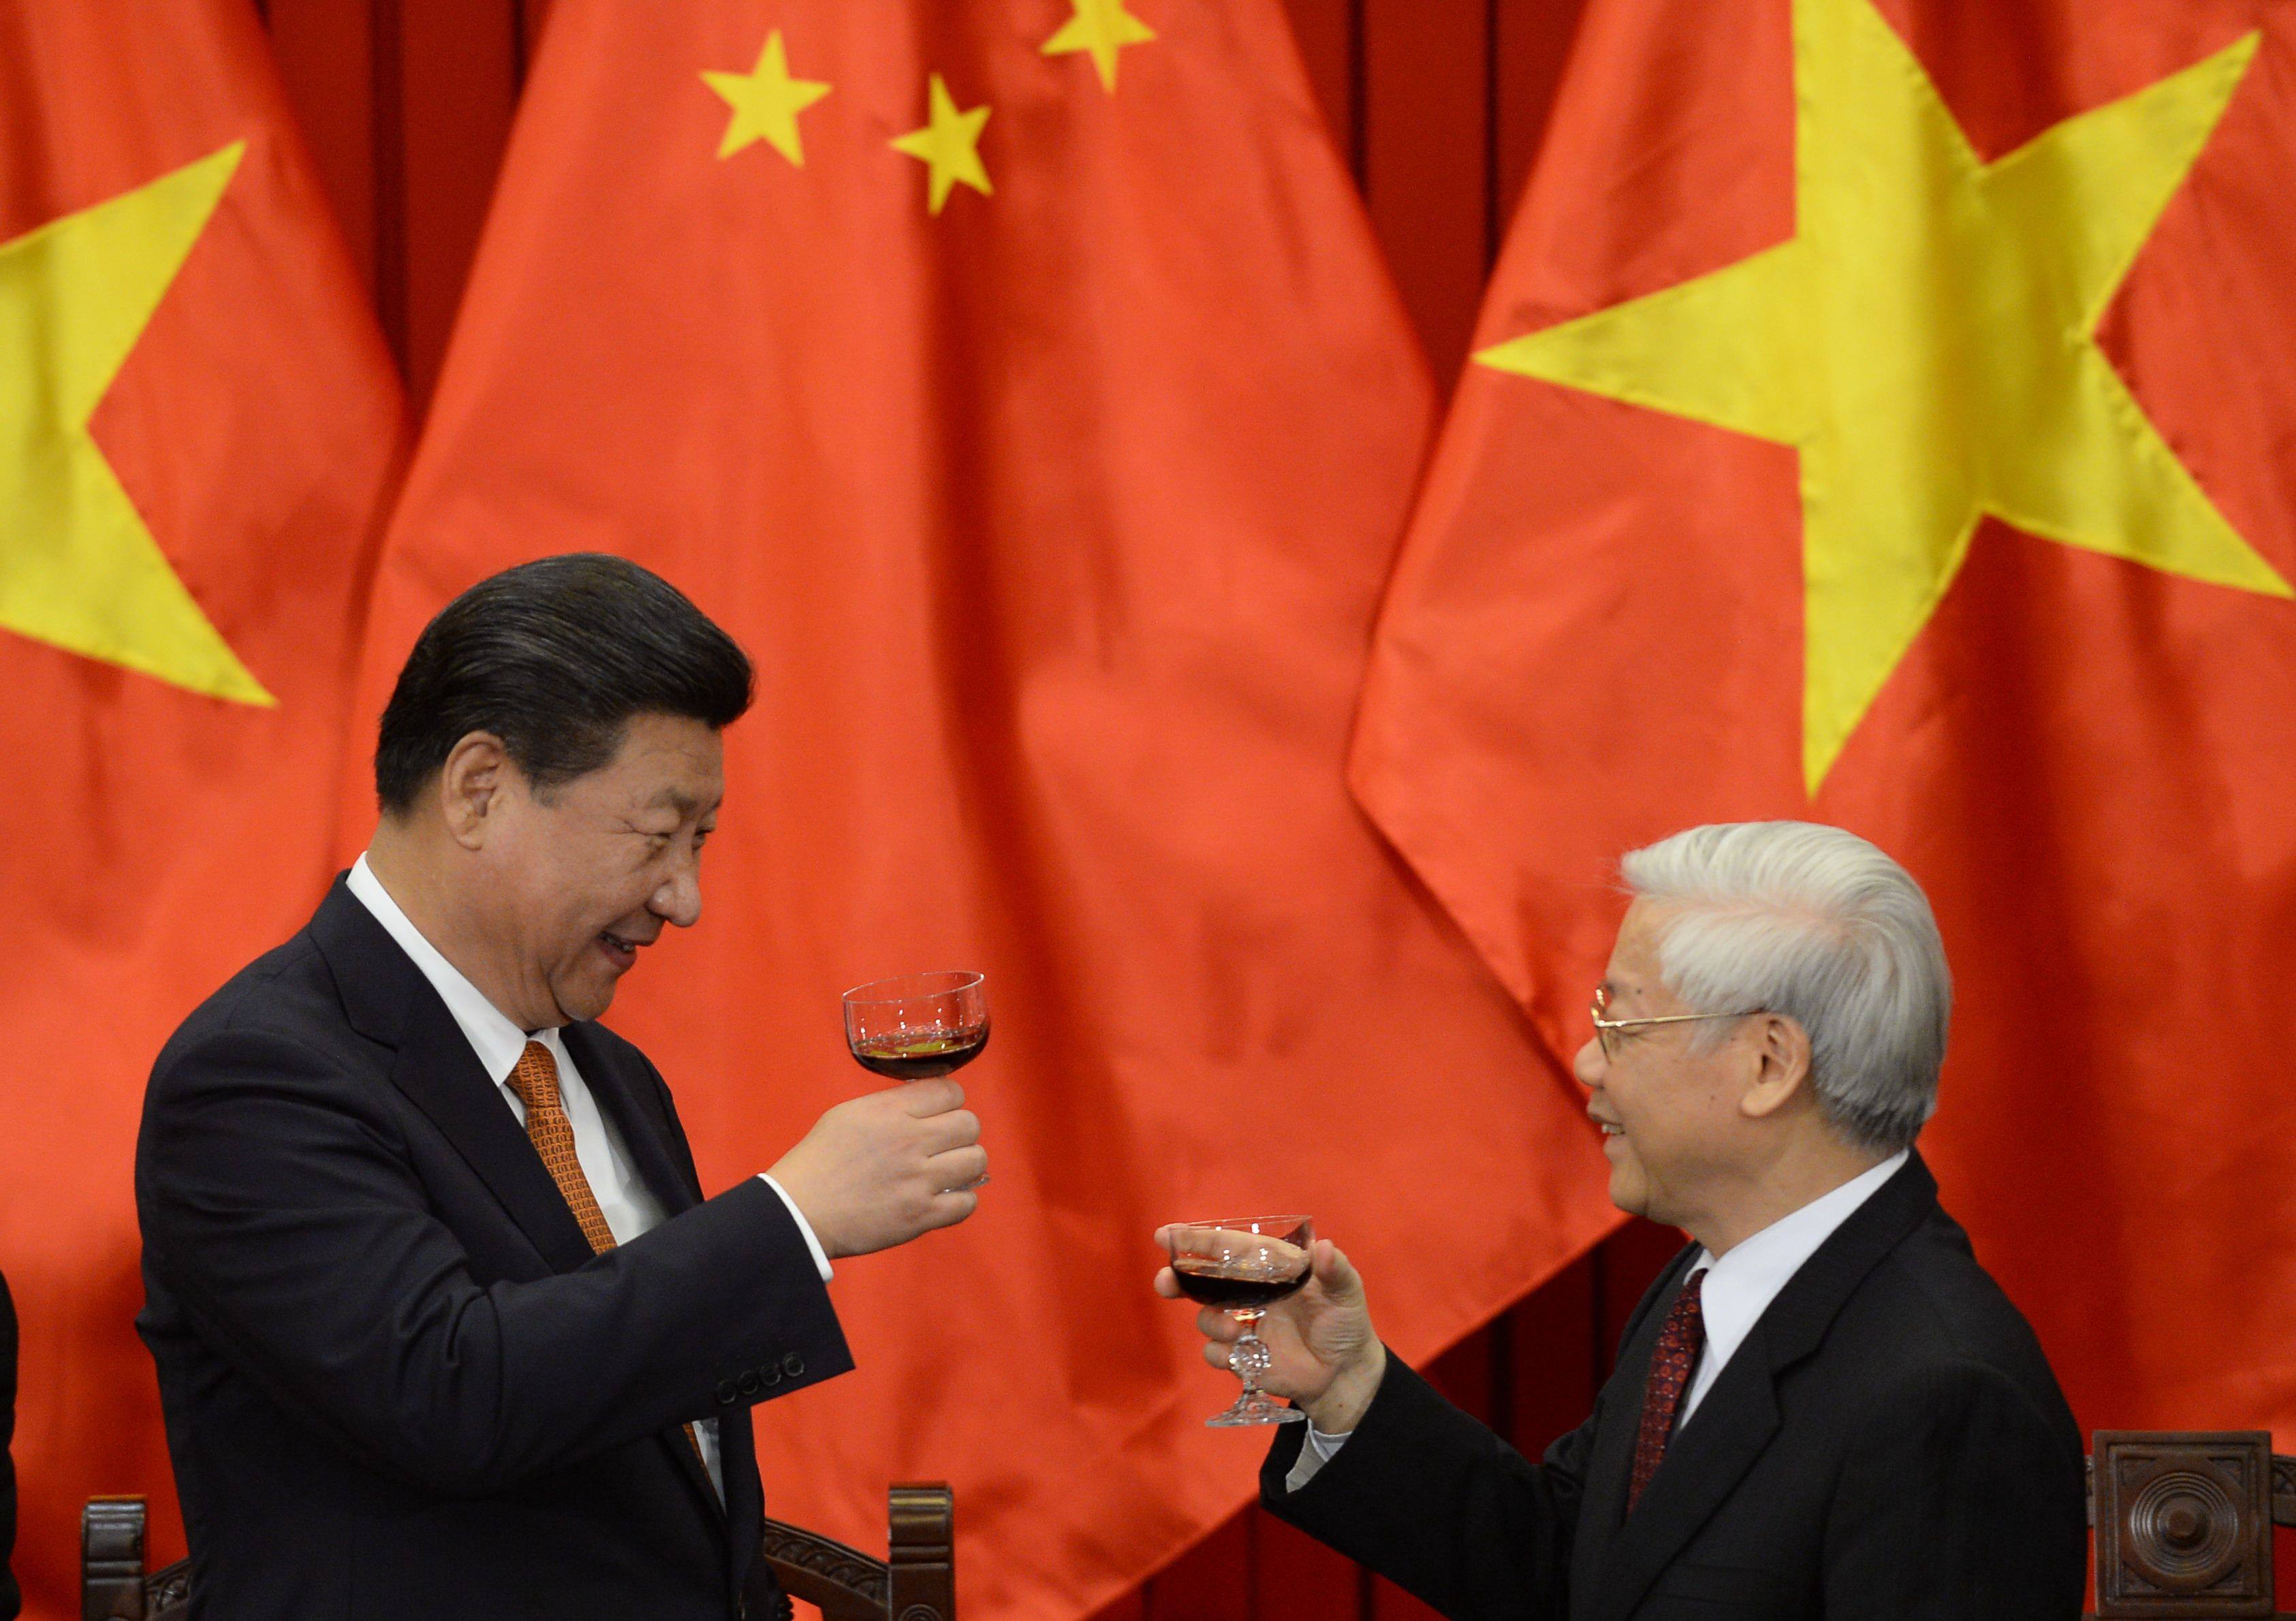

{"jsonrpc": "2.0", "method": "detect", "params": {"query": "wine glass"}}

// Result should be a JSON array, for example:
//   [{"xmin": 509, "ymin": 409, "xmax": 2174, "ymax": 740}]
[
  {"xmin": 843, "ymin": 971, "xmax": 990, "ymax": 1186},
  {"xmin": 1165, "ymin": 1214, "xmax": 1315, "ymax": 1427},
  {"xmin": 842, "ymin": 971, "xmax": 990, "ymax": 1078}
]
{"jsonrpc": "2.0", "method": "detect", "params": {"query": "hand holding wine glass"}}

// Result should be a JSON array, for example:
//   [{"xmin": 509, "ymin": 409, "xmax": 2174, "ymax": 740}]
[
  {"xmin": 1156, "ymin": 1227, "xmax": 1386, "ymax": 1433},
  {"xmin": 844, "ymin": 972, "xmax": 990, "ymax": 1186},
  {"xmin": 768, "ymin": 1080, "xmax": 983, "ymax": 1259}
]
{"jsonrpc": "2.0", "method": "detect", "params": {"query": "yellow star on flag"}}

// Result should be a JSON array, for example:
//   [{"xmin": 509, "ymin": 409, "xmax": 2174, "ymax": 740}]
[
  {"xmin": 0, "ymin": 141, "xmax": 272, "ymax": 705},
  {"xmin": 1478, "ymin": 0, "xmax": 2286, "ymax": 793},
  {"xmin": 702, "ymin": 29, "xmax": 831, "ymax": 166},
  {"xmin": 890, "ymin": 74, "xmax": 992, "ymax": 215},
  {"xmin": 1043, "ymin": 0, "xmax": 1157, "ymax": 94}
]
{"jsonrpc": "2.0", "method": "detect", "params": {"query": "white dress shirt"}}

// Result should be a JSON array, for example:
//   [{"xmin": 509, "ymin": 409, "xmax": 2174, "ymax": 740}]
[
  {"xmin": 1677, "ymin": 1148, "xmax": 1906, "ymax": 1421},
  {"xmin": 1288, "ymin": 1149, "xmax": 1910, "ymax": 1492},
  {"xmin": 347, "ymin": 855, "xmax": 835, "ymax": 1500}
]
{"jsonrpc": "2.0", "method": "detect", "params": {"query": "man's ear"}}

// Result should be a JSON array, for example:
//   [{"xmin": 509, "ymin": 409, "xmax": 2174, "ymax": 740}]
[
  {"xmin": 1739, "ymin": 1013, "xmax": 1813, "ymax": 1122},
  {"xmin": 437, "ymin": 732, "xmax": 513, "ymax": 851}
]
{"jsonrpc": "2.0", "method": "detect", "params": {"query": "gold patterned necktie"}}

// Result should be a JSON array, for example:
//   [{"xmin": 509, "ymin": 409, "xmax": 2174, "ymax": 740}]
[
  {"xmin": 507, "ymin": 1040, "xmax": 710, "ymax": 1477},
  {"xmin": 509, "ymin": 1041, "xmax": 619, "ymax": 1255}
]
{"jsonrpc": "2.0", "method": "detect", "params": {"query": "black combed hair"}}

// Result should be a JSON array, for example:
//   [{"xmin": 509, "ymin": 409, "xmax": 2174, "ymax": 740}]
[{"xmin": 374, "ymin": 552, "xmax": 753, "ymax": 814}]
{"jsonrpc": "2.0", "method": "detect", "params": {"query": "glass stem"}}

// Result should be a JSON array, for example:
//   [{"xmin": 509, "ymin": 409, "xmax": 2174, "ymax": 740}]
[{"xmin": 1228, "ymin": 1308, "xmax": 1271, "ymax": 1396}]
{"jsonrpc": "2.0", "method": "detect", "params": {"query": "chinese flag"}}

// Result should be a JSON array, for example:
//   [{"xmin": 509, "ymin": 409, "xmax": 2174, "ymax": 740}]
[
  {"xmin": 0, "ymin": 2, "xmax": 405, "ymax": 1614},
  {"xmin": 1351, "ymin": 0, "xmax": 2296, "ymax": 1448},
  {"xmin": 345, "ymin": 1, "xmax": 1613, "ymax": 1613}
]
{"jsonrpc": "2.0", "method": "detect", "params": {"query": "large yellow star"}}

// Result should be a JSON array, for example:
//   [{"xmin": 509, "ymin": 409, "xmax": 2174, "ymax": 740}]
[
  {"xmin": 0, "ymin": 142, "xmax": 270, "ymax": 704},
  {"xmin": 1043, "ymin": 0, "xmax": 1157, "ymax": 94},
  {"xmin": 890, "ymin": 74, "xmax": 992, "ymax": 216},
  {"xmin": 1479, "ymin": 0, "xmax": 2284, "ymax": 792},
  {"xmin": 702, "ymin": 29, "xmax": 830, "ymax": 167}
]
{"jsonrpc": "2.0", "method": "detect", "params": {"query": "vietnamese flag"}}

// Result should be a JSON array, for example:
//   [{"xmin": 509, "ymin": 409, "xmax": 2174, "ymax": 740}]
[
  {"xmin": 1351, "ymin": 0, "xmax": 2296, "ymax": 1445},
  {"xmin": 0, "ymin": 2, "xmax": 406, "ymax": 1614},
  {"xmin": 345, "ymin": 1, "xmax": 1615, "ymax": 1614}
]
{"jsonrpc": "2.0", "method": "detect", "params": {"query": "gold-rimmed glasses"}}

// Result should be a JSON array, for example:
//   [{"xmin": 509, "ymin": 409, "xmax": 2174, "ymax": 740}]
[{"xmin": 1590, "ymin": 985, "xmax": 1757, "ymax": 1057}]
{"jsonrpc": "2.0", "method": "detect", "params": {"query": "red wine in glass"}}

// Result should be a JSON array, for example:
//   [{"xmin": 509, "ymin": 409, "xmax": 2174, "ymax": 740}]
[
  {"xmin": 1165, "ymin": 1215, "xmax": 1315, "ymax": 1427},
  {"xmin": 849, "ymin": 1022, "xmax": 989, "ymax": 1080},
  {"xmin": 1169, "ymin": 1261, "xmax": 1310, "ymax": 1312}
]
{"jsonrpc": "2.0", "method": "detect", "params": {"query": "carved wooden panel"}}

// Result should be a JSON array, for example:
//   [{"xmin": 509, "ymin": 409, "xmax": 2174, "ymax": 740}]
[
  {"xmin": 81, "ymin": 1496, "xmax": 148, "ymax": 1621},
  {"xmin": 2093, "ymin": 1432, "xmax": 2273, "ymax": 1618},
  {"xmin": 887, "ymin": 1482, "xmax": 957, "ymax": 1621}
]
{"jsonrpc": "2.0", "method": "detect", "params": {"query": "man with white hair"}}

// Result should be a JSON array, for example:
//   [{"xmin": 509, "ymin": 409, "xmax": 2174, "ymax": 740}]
[{"xmin": 1158, "ymin": 820, "xmax": 2087, "ymax": 1618}]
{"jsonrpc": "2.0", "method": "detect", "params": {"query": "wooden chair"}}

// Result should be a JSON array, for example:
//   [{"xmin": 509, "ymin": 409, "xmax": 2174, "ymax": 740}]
[
  {"xmin": 2088, "ymin": 1432, "xmax": 2292, "ymax": 1618},
  {"xmin": 82, "ymin": 1485, "xmax": 955, "ymax": 1621}
]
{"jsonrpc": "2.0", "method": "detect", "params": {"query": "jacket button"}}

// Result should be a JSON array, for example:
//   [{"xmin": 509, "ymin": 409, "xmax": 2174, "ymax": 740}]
[
  {"xmin": 714, "ymin": 1379, "xmax": 740, "ymax": 1405},
  {"xmin": 738, "ymin": 1370, "xmax": 762, "ymax": 1397},
  {"xmin": 782, "ymin": 1352, "xmax": 804, "ymax": 1378},
  {"xmin": 760, "ymin": 1362, "xmax": 783, "ymax": 1386}
]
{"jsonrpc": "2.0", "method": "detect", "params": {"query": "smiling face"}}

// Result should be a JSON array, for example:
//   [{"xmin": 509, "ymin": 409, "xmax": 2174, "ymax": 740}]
[
  {"xmin": 1573, "ymin": 900, "xmax": 1765, "ymax": 1233},
  {"xmin": 471, "ymin": 712, "xmax": 724, "ymax": 1028}
]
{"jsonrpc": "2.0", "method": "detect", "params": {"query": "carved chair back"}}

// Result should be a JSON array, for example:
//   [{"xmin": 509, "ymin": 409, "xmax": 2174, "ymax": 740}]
[
  {"xmin": 82, "ymin": 1485, "xmax": 955, "ymax": 1621},
  {"xmin": 2088, "ymin": 1432, "xmax": 2293, "ymax": 1618}
]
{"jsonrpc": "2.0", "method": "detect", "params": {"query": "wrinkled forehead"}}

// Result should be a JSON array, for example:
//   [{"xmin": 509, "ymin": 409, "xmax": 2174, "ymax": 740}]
[{"xmin": 1599, "ymin": 899, "xmax": 1680, "ymax": 1005}]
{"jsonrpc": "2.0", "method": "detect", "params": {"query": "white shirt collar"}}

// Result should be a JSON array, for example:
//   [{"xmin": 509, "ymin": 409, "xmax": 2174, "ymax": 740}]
[
  {"xmin": 345, "ymin": 853, "xmax": 562, "ymax": 1088},
  {"xmin": 1690, "ymin": 1148, "xmax": 1910, "ymax": 1383}
]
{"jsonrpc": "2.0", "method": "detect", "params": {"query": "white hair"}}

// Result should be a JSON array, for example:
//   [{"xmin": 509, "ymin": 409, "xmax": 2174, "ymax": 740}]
[{"xmin": 1619, "ymin": 821, "xmax": 1949, "ymax": 1152}]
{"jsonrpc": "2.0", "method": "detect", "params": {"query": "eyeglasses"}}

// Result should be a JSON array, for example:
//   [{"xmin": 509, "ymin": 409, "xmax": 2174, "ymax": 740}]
[{"xmin": 1590, "ymin": 984, "xmax": 1758, "ymax": 1058}]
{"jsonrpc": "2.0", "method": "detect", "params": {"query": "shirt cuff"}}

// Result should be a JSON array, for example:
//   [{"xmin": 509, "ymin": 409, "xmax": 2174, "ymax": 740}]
[
  {"xmin": 757, "ymin": 1174, "xmax": 834, "ymax": 1282},
  {"xmin": 1283, "ymin": 1419, "xmax": 1352, "ymax": 1492}
]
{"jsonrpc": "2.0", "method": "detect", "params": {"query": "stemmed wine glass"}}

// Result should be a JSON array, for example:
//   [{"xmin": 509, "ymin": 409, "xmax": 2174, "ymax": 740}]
[
  {"xmin": 842, "ymin": 971, "xmax": 990, "ymax": 1078},
  {"xmin": 1165, "ymin": 1214, "xmax": 1315, "ymax": 1426},
  {"xmin": 843, "ymin": 971, "xmax": 990, "ymax": 1186}
]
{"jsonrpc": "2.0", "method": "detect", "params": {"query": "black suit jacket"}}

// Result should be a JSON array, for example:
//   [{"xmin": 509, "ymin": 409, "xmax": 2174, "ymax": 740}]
[
  {"xmin": 1262, "ymin": 1155, "xmax": 2087, "ymax": 1620},
  {"xmin": 136, "ymin": 879, "xmax": 851, "ymax": 1621},
  {"xmin": 1, "ymin": 1265, "xmax": 17, "ymax": 1621}
]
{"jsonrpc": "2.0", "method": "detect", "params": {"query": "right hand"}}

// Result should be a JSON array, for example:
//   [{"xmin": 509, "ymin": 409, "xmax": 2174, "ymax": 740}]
[
  {"xmin": 1154, "ymin": 1235, "xmax": 1387, "ymax": 1433},
  {"xmin": 770, "ymin": 1081, "xmax": 984, "ymax": 1260}
]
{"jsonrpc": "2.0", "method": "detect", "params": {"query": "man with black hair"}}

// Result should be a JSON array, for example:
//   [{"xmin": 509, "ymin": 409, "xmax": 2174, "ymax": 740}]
[{"xmin": 137, "ymin": 555, "xmax": 985, "ymax": 1621}]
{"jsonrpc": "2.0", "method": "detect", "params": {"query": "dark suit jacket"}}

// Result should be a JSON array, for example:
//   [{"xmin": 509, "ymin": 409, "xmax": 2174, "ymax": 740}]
[
  {"xmin": 137, "ymin": 879, "xmax": 851, "ymax": 1621},
  {"xmin": 1262, "ymin": 1154, "xmax": 2087, "ymax": 1620},
  {"xmin": 1, "ymin": 1265, "xmax": 17, "ymax": 1621}
]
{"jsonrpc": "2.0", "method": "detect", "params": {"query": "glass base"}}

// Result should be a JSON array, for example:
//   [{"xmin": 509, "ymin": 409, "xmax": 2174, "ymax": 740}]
[{"xmin": 1206, "ymin": 1389, "xmax": 1307, "ymax": 1428}]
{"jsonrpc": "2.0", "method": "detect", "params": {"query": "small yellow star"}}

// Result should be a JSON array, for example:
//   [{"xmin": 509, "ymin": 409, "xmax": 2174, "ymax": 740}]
[
  {"xmin": 890, "ymin": 74, "xmax": 992, "ymax": 215},
  {"xmin": 1043, "ymin": 0, "xmax": 1157, "ymax": 94},
  {"xmin": 702, "ymin": 29, "xmax": 831, "ymax": 166}
]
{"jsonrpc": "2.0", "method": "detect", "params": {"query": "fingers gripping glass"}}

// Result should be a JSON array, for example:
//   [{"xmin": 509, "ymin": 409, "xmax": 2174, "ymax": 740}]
[
  {"xmin": 1167, "ymin": 1215, "xmax": 1314, "ymax": 1428},
  {"xmin": 844, "ymin": 971, "xmax": 989, "ymax": 1186},
  {"xmin": 1590, "ymin": 985, "xmax": 1757, "ymax": 1057}
]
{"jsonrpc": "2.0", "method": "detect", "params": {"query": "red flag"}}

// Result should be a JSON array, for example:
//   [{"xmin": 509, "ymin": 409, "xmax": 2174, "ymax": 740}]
[
  {"xmin": 1352, "ymin": 0, "xmax": 2296, "ymax": 1443},
  {"xmin": 0, "ymin": 3, "xmax": 405, "ymax": 1611},
  {"xmin": 345, "ymin": 2, "xmax": 1611, "ymax": 1611}
]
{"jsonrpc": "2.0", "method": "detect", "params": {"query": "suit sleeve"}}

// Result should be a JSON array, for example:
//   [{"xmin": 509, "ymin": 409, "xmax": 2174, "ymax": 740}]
[
  {"xmin": 1821, "ymin": 1357, "xmax": 2088, "ymax": 1619},
  {"xmin": 138, "ymin": 1024, "xmax": 851, "ymax": 1496},
  {"xmin": 1258, "ymin": 1352, "xmax": 1586, "ymax": 1621}
]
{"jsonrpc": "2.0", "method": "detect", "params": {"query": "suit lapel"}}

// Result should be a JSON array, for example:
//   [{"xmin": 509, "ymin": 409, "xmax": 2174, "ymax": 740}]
[
  {"xmin": 313, "ymin": 880, "xmax": 597, "ymax": 1274},
  {"xmin": 1585, "ymin": 1327, "xmax": 1782, "ymax": 1621},
  {"xmin": 560, "ymin": 1023, "xmax": 733, "ymax": 1528},
  {"xmin": 562, "ymin": 1024, "xmax": 699, "ymax": 1216},
  {"xmin": 1585, "ymin": 1155, "xmax": 1943, "ymax": 1621},
  {"xmin": 1569, "ymin": 1248, "xmax": 1697, "ymax": 1609}
]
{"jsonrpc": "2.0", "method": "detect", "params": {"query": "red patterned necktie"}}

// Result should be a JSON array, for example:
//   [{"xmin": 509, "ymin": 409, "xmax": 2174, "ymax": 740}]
[
  {"xmin": 508, "ymin": 1041, "xmax": 709, "ymax": 1475},
  {"xmin": 1626, "ymin": 1267, "xmax": 1707, "ymax": 1513}
]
